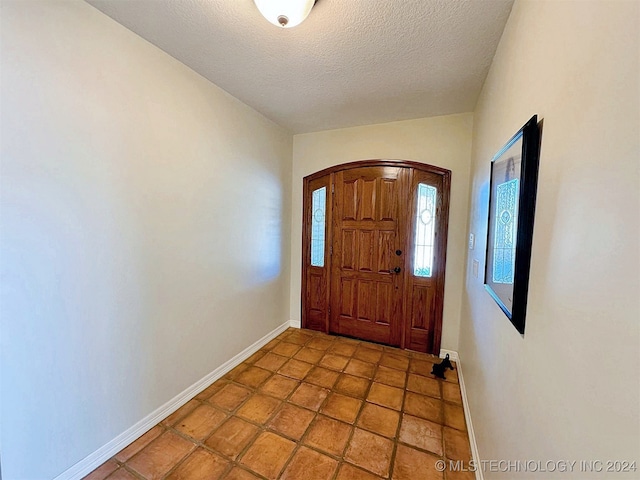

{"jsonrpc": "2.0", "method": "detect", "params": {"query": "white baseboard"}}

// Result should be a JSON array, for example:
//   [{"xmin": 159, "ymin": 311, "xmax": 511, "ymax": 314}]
[
  {"xmin": 441, "ymin": 349, "xmax": 483, "ymax": 480},
  {"xmin": 289, "ymin": 319, "xmax": 301, "ymax": 329},
  {"xmin": 439, "ymin": 348, "xmax": 459, "ymax": 362},
  {"xmin": 54, "ymin": 320, "xmax": 291, "ymax": 480}
]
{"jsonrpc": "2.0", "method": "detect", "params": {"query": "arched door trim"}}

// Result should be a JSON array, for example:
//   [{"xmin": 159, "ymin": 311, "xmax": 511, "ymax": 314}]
[{"xmin": 301, "ymin": 159, "xmax": 451, "ymax": 354}]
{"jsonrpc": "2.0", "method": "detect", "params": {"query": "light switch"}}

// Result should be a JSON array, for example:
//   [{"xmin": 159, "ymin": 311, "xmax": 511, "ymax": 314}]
[
  {"xmin": 472, "ymin": 259, "xmax": 479, "ymax": 278},
  {"xmin": 468, "ymin": 233, "xmax": 475, "ymax": 250}
]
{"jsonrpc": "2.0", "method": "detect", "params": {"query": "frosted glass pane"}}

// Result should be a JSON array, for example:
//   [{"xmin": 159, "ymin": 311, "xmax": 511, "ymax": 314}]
[
  {"xmin": 311, "ymin": 187, "xmax": 326, "ymax": 267},
  {"xmin": 492, "ymin": 179, "xmax": 519, "ymax": 283},
  {"xmin": 413, "ymin": 183, "xmax": 437, "ymax": 277}
]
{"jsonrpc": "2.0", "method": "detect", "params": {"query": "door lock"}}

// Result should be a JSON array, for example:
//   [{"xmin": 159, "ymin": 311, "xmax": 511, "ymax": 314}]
[{"xmin": 393, "ymin": 267, "xmax": 402, "ymax": 274}]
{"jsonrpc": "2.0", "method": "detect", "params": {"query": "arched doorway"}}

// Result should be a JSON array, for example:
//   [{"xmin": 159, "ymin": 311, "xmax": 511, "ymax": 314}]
[{"xmin": 301, "ymin": 160, "xmax": 451, "ymax": 354}]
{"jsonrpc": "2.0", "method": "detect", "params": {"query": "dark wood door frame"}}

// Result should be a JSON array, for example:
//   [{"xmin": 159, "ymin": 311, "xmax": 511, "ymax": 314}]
[{"xmin": 301, "ymin": 159, "xmax": 451, "ymax": 354}]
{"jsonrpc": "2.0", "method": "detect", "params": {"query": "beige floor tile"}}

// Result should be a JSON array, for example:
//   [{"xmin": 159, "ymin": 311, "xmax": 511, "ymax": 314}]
[
  {"xmin": 399, "ymin": 414, "xmax": 443, "ymax": 455},
  {"xmin": 204, "ymin": 417, "xmax": 259, "ymax": 460},
  {"xmin": 234, "ymin": 366, "xmax": 272, "ymax": 389},
  {"xmin": 320, "ymin": 392, "xmax": 363, "ymax": 423},
  {"xmin": 379, "ymin": 353, "xmax": 410, "ymax": 371},
  {"xmin": 259, "ymin": 374, "xmax": 299, "ymax": 400},
  {"xmin": 367, "ymin": 382, "xmax": 404, "ymax": 411},
  {"xmin": 294, "ymin": 347, "xmax": 324, "ymax": 364},
  {"xmin": 225, "ymin": 364, "xmax": 249, "ymax": 381},
  {"xmin": 165, "ymin": 448, "xmax": 228, "ymax": 480},
  {"xmin": 127, "ymin": 431, "xmax": 194, "ymax": 480},
  {"xmin": 278, "ymin": 359, "xmax": 313, "ymax": 380},
  {"xmin": 174, "ymin": 404, "xmax": 227, "ymax": 441},
  {"xmin": 305, "ymin": 366, "xmax": 340, "ymax": 389},
  {"xmin": 334, "ymin": 374, "xmax": 371, "ymax": 398},
  {"xmin": 357, "ymin": 402, "xmax": 400, "ymax": 438},
  {"xmin": 284, "ymin": 331, "xmax": 312, "ymax": 346},
  {"xmin": 239, "ymin": 431, "xmax": 296, "ymax": 480},
  {"xmin": 407, "ymin": 374, "xmax": 441, "ymax": 398},
  {"xmin": 114, "ymin": 426, "xmax": 164, "ymax": 462},
  {"xmin": 307, "ymin": 337, "xmax": 334, "ymax": 351},
  {"xmin": 104, "ymin": 468, "xmax": 138, "ymax": 480},
  {"xmin": 442, "ymin": 382, "xmax": 463, "ymax": 405},
  {"xmin": 262, "ymin": 338, "xmax": 280, "ymax": 351},
  {"xmin": 161, "ymin": 400, "xmax": 200, "ymax": 427},
  {"xmin": 443, "ymin": 427, "xmax": 472, "ymax": 461},
  {"xmin": 271, "ymin": 342, "xmax": 302, "ymax": 357},
  {"xmin": 304, "ymin": 415, "xmax": 353, "ymax": 456},
  {"xmin": 444, "ymin": 403, "xmax": 467, "ymax": 431},
  {"xmin": 223, "ymin": 466, "xmax": 262, "ymax": 480},
  {"xmin": 280, "ymin": 446, "xmax": 338, "ymax": 480},
  {"xmin": 268, "ymin": 403, "xmax": 315, "ymax": 440},
  {"xmin": 392, "ymin": 444, "xmax": 444, "ymax": 480},
  {"xmin": 209, "ymin": 384, "xmax": 252, "ymax": 412},
  {"xmin": 373, "ymin": 365, "xmax": 406, "ymax": 388},
  {"xmin": 344, "ymin": 358, "xmax": 376, "ymax": 378},
  {"xmin": 235, "ymin": 394, "xmax": 280, "ymax": 425},
  {"xmin": 328, "ymin": 341, "xmax": 358, "ymax": 357},
  {"xmin": 335, "ymin": 463, "xmax": 383, "ymax": 480},
  {"xmin": 224, "ymin": 466, "xmax": 260, "ymax": 480},
  {"xmin": 444, "ymin": 368, "xmax": 459, "ymax": 383},
  {"xmin": 244, "ymin": 350, "xmax": 266, "ymax": 365},
  {"xmin": 344, "ymin": 428, "xmax": 394, "ymax": 478},
  {"xmin": 289, "ymin": 382, "xmax": 330, "ymax": 410},
  {"xmin": 254, "ymin": 352, "xmax": 289, "ymax": 372},
  {"xmin": 319, "ymin": 353, "xmax": 350, "ymax": 371},
  {"xmin": 404, "ymin": 392, "xmax": 443, "ymax": 424},
  {"xmin": 81, "ymin": 459, "xmax": 118, "ymax": 480},
  {"xmin": 409, "ymin": 358, "xmax": 437, "ymax": 376},
  {"xmin": 196, "ymin": 381, "xmax": 227, "ymax": 401},
  {"xmin": 353, "ymin": 347, "xmax": 382, "ymax": 363}
]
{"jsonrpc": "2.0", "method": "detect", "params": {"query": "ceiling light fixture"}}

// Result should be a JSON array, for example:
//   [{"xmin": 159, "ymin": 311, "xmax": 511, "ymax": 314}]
[{"xmin": 254, "ymin": 0, "xmax": 315, "ymax": 28}]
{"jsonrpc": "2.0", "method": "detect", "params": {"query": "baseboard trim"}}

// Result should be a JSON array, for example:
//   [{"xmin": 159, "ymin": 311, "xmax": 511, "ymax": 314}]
[
  {"xmin": 439, "ymin": 348, "xmax": 459, "ymax": 362},
  {"xmin": 54, "ymin": 320, "xmax": 291, "ymax": 480},
  {"xmin": 289, "ymin": 319, "xmax": 301, "ymax": 329},
  {"xmin": 439, "ymin": 349, "xmax": 482, "ymax": 480}
]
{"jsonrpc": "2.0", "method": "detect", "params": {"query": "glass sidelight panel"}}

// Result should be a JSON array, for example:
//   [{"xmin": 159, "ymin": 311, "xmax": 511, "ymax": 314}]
[
  {"xmin": 413, "ymin": 183, "xmax": 437, "ymax": 277},
  {"xmin": 311, "ymin": 187, "xmax": 327, "ymax": 267}
]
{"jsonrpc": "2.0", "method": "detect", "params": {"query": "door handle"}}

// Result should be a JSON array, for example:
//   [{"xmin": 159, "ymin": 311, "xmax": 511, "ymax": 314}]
[{"xmin": 393, "ymin": 267, "xmax": 402, "ymax": 274}]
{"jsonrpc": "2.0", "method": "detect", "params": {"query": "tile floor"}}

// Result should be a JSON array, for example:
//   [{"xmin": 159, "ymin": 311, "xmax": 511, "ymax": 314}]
[{"xmin": 84, "ymin": 328, "xmax": 474, "ymax": 480}]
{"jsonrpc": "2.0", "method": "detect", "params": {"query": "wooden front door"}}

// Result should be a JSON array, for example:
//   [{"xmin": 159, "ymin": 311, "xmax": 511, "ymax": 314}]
[
  {"xmin": 302, "ymin": 160, "xmax": 450, "ymax": 354},
  {"xmin": 330, "ymin": 166, "xmax": 409, "ymax": 346}
]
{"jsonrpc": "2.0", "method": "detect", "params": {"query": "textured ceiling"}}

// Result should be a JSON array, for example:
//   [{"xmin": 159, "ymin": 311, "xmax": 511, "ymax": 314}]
[{"xmin": 85, "ymin": 0, "xmax": 514, "ymax": 133}]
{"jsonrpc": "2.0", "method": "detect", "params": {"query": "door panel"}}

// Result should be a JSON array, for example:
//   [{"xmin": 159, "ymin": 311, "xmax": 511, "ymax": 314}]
[
  {"xmin": 329, "ymin": 167, "xmax": 409, "ymax": 346},
  {"xmin": 341, "ymin": 230, "xmax": 357, "ymax": 270},
  {"xmin": 404, "ymin": 170, "xmax": 447, "ymax": 352},
  {"xmin": 302, "ymin": 175, "xmax": 331, "ymax": 332}
]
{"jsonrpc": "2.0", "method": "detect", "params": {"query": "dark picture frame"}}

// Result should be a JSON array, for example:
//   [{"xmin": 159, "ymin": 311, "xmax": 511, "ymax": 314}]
[{"xmin": 484, "ymin": 115, "xmax": 541, "ymax": 335}]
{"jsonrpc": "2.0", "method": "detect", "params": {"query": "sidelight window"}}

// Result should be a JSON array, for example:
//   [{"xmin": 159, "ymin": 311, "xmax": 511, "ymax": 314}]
[
  {"xmin": 413, "ymin": 183, "xmax": 437, "ymax": 277},
  {"xmin": 310, "ymin": 187, "xmax": 327, "ymax": 267}
]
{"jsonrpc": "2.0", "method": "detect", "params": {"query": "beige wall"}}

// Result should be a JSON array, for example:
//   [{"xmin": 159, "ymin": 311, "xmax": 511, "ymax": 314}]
[
  {"xmin": 290, "ymin": 114, "xmax": 474, "ymax": 351},
  {"xmin": 0, "ymin": 1, "xmax": 292, "ymax": 478},
  {"xmin": 461, "ymin": 1, "xmax": 639, "ymax": 477}
]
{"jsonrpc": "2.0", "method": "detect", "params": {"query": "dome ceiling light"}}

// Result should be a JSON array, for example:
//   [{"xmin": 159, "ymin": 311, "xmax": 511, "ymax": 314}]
[{"xmin": 254, "ymin": 0, "xmax": 316, "ymax": 28}]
